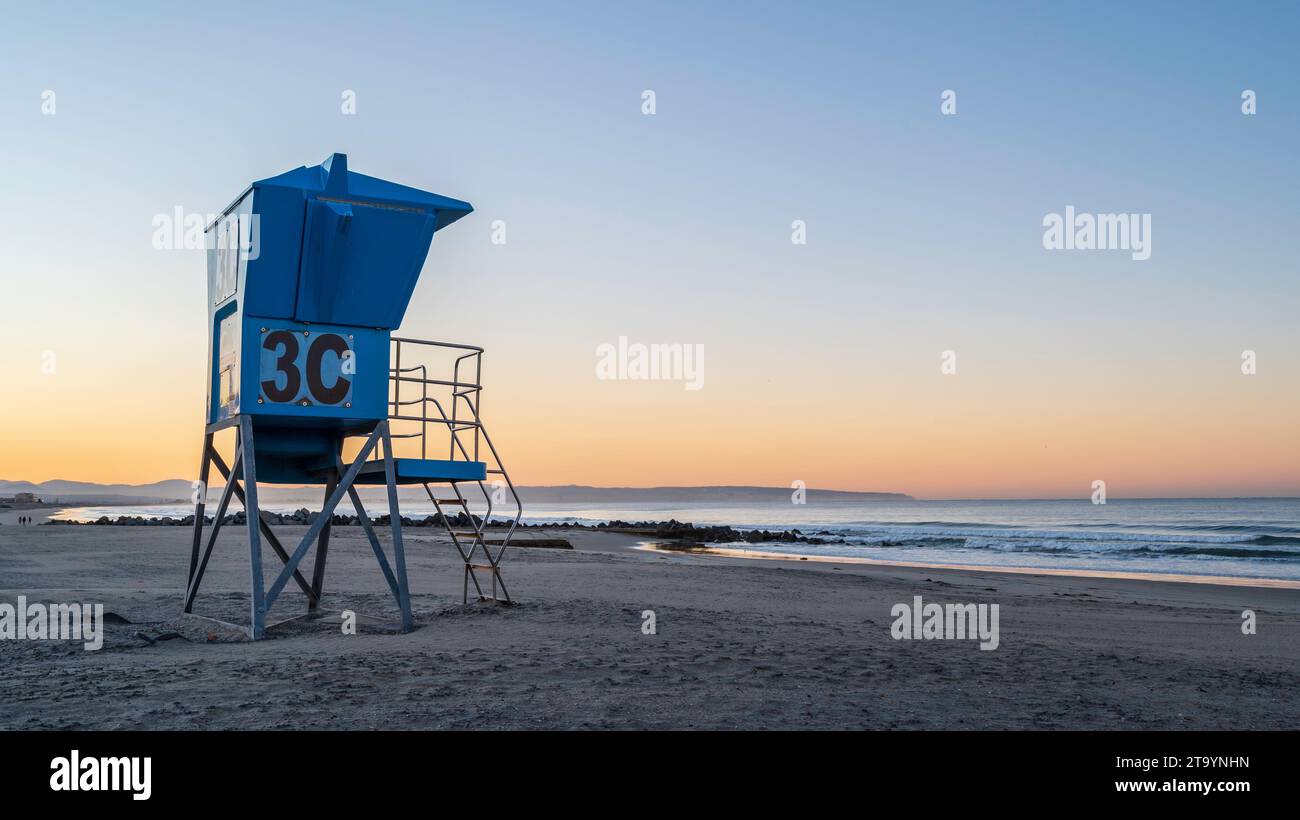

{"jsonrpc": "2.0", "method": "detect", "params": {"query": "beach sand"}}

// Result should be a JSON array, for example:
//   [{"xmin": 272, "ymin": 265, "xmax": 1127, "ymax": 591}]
[
  {"xmin": 1, "ymin": 522, "xmax": 1297, "ymax": 730},
  {"xmin": 0, "ymin": 505, "xmax": 61, "ymax": 526}
]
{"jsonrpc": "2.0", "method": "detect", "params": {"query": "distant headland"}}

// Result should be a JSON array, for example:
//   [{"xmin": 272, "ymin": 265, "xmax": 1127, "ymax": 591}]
[{"xmin": 0, "ymin": 479, "xmax": 911, "ymax": 505}]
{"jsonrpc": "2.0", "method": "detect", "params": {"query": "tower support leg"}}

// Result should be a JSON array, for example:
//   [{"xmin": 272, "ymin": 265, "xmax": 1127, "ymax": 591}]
[
  {"xmin": 185, "ymin": 437, "xmax": 243, "ymax": 613},
  {"xmin": 185, "ymin": 419, "xmax": 413, "ymax": 638},
  {"xmin": 208, "ymin": 447, "xmax": 316, "ymax": 606},
  {"xmin": 309, "ymin": 466, "xmax": 339, "ymax": 613},
  {"xmin": 262, "ymin": 426, "xmax": 382, "ymax": 614},
  {"xmin": 186, "ymin": 432, "xmax": 214, "ymax": 604},
  {"xmin": 240, "ymin": 415, "xmax": 267, "ymax": 640},
  {"xmin": 380, "ymin": 421, "xmax": 414, "ymax": 632}
]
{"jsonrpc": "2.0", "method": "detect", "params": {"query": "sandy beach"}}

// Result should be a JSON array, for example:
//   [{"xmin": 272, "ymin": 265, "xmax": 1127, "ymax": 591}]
[
  {"xmin": 0, "ymin": 505, "xmax": 61, "ymax": 527},
  {"xmin": 1, "ymin": 520, "xmax": 1297, "ymax": 730}
]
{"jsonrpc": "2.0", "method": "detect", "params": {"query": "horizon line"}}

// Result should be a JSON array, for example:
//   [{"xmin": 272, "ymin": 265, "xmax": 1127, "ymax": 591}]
[{"xmin": 5, "ymin": 478, "xmax": 1298, "ymax": 504}]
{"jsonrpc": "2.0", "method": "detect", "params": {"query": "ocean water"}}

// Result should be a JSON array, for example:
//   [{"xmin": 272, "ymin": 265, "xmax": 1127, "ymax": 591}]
[{"xmin": 51, "ymin": 496, "xmax": 1300, "ymax": 582}]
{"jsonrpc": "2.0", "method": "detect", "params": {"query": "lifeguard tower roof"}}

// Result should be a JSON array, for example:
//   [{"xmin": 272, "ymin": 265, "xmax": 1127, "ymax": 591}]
[
  {"xmin": 219, "ymin": 152, "xmax": 473, "ymax": 331},
  {"xmin": 253, "ymin": 154, "xmax": 473, "ymax": 233}
]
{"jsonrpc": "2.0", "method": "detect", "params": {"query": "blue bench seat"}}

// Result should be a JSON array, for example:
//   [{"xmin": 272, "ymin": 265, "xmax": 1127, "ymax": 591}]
[{"xmin": 350, "ymin": 457, "xmax": 487, "ymax": 485}]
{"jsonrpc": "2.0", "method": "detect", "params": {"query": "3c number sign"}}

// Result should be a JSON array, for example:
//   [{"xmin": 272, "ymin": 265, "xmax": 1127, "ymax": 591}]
[{"xmin": 259, "ymin": 330, "xmax": 354, "ymax": 407}]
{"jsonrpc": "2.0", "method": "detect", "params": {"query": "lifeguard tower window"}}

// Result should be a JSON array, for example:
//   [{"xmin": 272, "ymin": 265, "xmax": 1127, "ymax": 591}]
[
  {"xmin": 209, "ymin": 193, "xmax": 251, "ymax": 306},
  {"xmin": 213, "ymin": 226, "xmax": 238, "ymax": 304},
  {"xmin": 217, "ymin": 315, "xmax": 239, "ymax": 408}
]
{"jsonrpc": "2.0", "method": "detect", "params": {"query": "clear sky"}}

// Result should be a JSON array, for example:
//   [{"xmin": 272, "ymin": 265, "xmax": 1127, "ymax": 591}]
[{"xmin": 1, "ymin": 1, "xmax": 1297, "ymax": 499}]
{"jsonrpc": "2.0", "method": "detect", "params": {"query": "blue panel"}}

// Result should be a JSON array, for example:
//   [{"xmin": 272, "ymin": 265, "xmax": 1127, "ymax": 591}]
[
  {"xmin": 242, "ymin": 187, "xmax": 305, "ymax": 320},
  {"xmin": 257, "ymin": 327, "xmax": 354, "ymax": 409},
  {"xmin": 296, "ymin": 201, "xmax": 436, "ymax": 327},
  {"xmin": 352, "ymin": 458, "xmax": 489, "ymax": 485},
  {"xmin": 243, "ymin": 151, "xmax": 471, "ymax": 332},
  {"xmin": 240, "ymin": 318, "xmax": 388, "ymax": 426}
]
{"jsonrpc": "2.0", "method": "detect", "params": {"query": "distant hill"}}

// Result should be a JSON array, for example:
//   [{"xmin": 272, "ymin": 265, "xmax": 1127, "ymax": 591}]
[
  {"xmin": 508, "ymin": 485, "xmax": 912, "ymax": 503},
  {"xmin": 0, "ymin": 479, "xmax": 193, "ymax": 504},
  {"xmin": 0, "ymin": 479, "xmax": 910, "ymax": 505}
]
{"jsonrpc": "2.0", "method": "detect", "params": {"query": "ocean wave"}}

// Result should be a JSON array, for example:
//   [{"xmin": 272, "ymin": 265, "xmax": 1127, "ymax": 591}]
[
  {"xmin": 824, "ymin": 524, "xmax": 1299, "ymax": 546},
  {"xmin": 1041, "ymin": 522, "xmax": 1300, "ymax": 535},
  {"xmin": 822, "ymin": 532, "xmax": 1300, "ymax": 561}
]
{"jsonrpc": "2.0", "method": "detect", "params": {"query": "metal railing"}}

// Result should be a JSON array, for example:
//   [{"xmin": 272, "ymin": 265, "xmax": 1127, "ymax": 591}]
[
  {"xmin": 387, "ymin": 336, "xmax": 522, "ymax": 602},
  {"xmin": 389, "ymin": 336, "xmax": 483, "ymax": 460}
]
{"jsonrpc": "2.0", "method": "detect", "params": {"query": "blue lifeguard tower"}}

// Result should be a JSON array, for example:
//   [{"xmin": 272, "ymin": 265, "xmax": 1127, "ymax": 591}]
[{"xmin": 185, "ymin": 154, "xmax": 520, "ymax": 639}]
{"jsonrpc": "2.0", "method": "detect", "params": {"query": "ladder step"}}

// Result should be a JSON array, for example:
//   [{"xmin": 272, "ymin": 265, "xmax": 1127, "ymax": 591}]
[
  {"xmin": 449, "ymin": 530, "xmax": 484, "ymax": 538},
  {"xmin": 433, "ymin": 498, "xmax": 468, "ymax": 505},
  {"xmin": 467, "ymin": 563, "xmax": 495, "ymax": 572}
]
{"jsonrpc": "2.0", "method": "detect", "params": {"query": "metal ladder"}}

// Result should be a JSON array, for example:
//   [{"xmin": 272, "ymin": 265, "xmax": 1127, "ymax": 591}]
[{"xmin": 389, "ymin": 337, "xmax": 522, "ymax": 603}]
